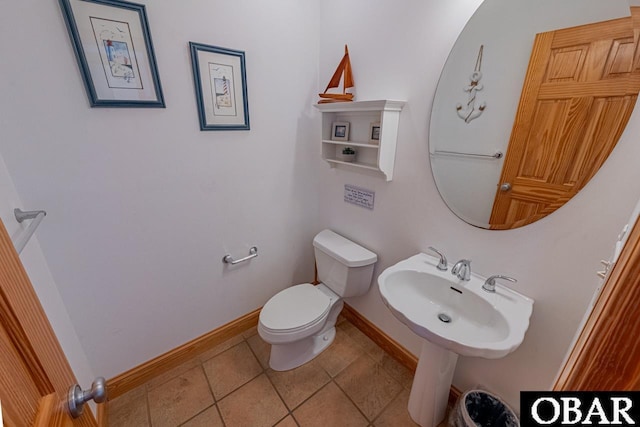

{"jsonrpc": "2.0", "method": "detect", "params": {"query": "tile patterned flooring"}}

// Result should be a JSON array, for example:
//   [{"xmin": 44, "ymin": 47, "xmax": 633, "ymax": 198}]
[{"xmin": 107, "ymin": 316, "xmax": 421, "ymax": 427}]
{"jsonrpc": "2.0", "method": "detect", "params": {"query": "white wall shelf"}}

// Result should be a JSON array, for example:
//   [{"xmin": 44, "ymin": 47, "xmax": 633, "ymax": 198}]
[{"xmin": 314, "ymin": 100, "xmax": 406, "ymax": 181}]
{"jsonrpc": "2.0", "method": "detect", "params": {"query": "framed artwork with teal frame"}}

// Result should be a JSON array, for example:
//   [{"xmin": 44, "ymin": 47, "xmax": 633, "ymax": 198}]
[
  {"xmin": 58, "ymin": 0, "xmax": 165, "ymax": 108},
  {"xmin": 189, "ymin": 42, "xmax": 250, "ymax": 131}
]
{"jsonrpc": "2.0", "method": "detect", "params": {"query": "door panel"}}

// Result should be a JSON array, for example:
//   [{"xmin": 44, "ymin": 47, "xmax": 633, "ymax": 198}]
[
  {"xmin": 0, "ymin": 321, "xmax": 44, "ymax": 425},
  {"xmin": 34, "ymin": 394, "xmax": 74, "ymax": 427},
  {"xmin": 490, "ymin": 15, "xmax": 640, "ymax": 229},
  {"xmin": 0, "ymin": 218, "xmax": 96, "ymax": 426}
]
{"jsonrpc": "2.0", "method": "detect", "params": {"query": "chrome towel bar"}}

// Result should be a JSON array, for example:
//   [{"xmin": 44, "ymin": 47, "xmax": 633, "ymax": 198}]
[
  {"xmin": 13, "ymin": 208, "xmax": 47, "ymax": 254},
  {"xmin": 432, "ymin": 150, "xmax": 503, "ymax": 159},
  {"xmin": 223, "ymin": 246, "xmax": 258, "ymax": 265}
]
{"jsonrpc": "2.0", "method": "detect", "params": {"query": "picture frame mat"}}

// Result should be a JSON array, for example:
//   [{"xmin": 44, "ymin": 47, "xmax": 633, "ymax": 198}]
[
  {"xmin": 65, "ymin": 0, "xmax": 160, "ymax": 102},
  {"xmin": 196, "ymin": 50, "xmax": 246, "ymax": 126},
  {"xmin": 331, "ymin": 121, "xmax": 350, "ymax": 141},
  {"xmin": 369, "ymin": 121, "xmax": 381, "ymax": 144}
]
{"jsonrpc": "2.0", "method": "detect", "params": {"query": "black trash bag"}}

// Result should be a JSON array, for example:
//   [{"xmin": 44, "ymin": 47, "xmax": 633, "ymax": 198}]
[{"xmin": 450, "ymin": 390, "xmax": 519, "ymax": 427}]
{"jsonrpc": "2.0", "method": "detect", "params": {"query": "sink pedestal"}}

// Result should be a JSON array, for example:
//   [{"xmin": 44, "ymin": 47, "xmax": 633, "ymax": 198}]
[{"xmin": 408, "ymin": 340, "xmax": 458, "ymax": 427}]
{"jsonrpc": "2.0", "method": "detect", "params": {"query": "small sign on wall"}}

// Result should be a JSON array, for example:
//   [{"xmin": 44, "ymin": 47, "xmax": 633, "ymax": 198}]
[{"xmin": 344, "ymin": 185, "xmax": 375, "ymax": 210}]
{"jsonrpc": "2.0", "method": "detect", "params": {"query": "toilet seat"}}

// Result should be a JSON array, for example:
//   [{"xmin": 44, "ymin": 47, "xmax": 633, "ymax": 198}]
[{"xmin": 259, "ymin": 283, "xmax": 331, "ymax": 343}]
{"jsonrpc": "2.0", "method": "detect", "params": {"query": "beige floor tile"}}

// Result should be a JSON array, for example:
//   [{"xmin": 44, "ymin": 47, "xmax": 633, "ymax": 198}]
[
  {"xmin": 108, "ymin": 385, "xmax": 149, "ymax": 427},
  {"xmin": 439, "ymin": 409, "xmax": 452, "ymax": 427},
  {"xmin": 110, "ymin": 317, "xmax": 418, "ymax": 427},
  {"xmin": 218, "ymin": 374, "xmax": 288, "ymax": 427},
  {"xmin": 147, "ymin": 366, "xmax": 214, "ymax": 427},
  {"xmin": 247, "ymin": 332, "xmax": 271, "ymax": 369},
  {"xmin": 293, "ymin": 382, "xmax": 368, "ymax": 427},
  {"xmin": 380, "ymin": 354, "xmax": 414, "ymax": 389},
  {"xmin": 180, "ymin": 405, "xmax": 224, "ymax": 427},
  {"xmin": 276, "ymin": 415, "xmax": 299, "ymax": 426},
  {"xmin": 335, "ymin": 355, "xmax": 403, "ymax": 420},
  {"xmin": 203, "ymin": 341, "xmax": 263, "ymax": 399},
  {"xmin": 372, "ymin": 389, "xmax": 420, "ymax": 427},
  {"xmin": 266, "ymin": 359, "xmax": 331, "ymax": 410},
  {"xmin": 108, "ymin": 383, "xmax": 146, "ymax": 408},
  {"xmin": 315, "ymin": 328, "xmax": 364, "ymax": 377},
  {"xmin": 197, "ymin": 334, "xmax": 244, "ymax": 363},
  {"xmin": 146, "ymin": 358, "xmax": 201, "ymax": 391},
  {"xmin": 338, "ymin": 321, "xmax": 386, "ymax": 362}
]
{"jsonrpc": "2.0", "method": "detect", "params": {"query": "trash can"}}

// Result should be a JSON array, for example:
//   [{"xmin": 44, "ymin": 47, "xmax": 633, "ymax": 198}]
[{"xmin": 450, "ymin": 389, "xmax": 519, "ymax": 427}]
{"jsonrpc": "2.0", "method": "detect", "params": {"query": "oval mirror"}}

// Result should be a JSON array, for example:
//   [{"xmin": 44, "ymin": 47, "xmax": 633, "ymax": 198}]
[{"xmin": 430, "ymin": 0, "xmax": 639, "ymax": 229}]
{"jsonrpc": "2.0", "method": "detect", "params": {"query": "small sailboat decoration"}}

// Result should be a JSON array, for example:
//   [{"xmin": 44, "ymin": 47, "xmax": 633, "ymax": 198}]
[{"xmin": 318, "ymin": 45, "xmax": 354, "ymax": 104}]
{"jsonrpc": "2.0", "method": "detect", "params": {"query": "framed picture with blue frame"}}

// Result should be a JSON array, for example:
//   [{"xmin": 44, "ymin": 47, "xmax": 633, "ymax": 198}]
[
  {"xmin": 58, "ymin": 0, "xmax": 165, "ymax": 108},
  {"xmin": 189, "ymin": 42, "xmax": 250, "ymax": 131}
]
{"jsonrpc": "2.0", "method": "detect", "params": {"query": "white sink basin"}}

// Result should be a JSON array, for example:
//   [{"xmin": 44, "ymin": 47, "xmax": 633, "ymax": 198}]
[{"xmin": 378, "ymin": 253, "xmax": 533, "ymax": 359}]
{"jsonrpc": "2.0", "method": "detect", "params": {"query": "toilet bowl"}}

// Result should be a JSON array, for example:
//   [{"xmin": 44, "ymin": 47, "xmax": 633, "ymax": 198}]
[
  {"xmin": 259, "ymin": 283, "xmax": 343, "ymax": 371},
  {"xmin": 258, "ymin": 229, "xmax": 377, "ymax": 371}
]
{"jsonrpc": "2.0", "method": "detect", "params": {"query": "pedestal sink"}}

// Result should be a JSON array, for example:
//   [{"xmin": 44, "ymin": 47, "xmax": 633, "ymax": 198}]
[{"xmin": 378, "ymin": 253, "xmax": 533, "ymax": 427}]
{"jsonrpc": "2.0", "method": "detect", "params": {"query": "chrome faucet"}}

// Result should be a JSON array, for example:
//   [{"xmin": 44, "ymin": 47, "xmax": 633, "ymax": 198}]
[
  {"xmin": 427, "ymin": 246, "xmax": 448, "ymax": 271},
  {"xmin": 482, "ymin": 275, "xmax": 517, "ymax": 292},
  {"xmin": 451, "ymin": 259, "xmax": 471, "ymax": 281}
]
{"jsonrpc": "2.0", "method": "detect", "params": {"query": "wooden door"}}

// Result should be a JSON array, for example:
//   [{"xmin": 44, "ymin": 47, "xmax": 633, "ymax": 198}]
[
  {"xmin": 32, "ymin": 394, "xmax": 74, "ymax": 427},
  {"xmin": 554, "ymin": 209, "xmax": 640, "ymax": 390},
  {"xmin": 0, "ymin": 217, "xmax": 96, "ymax": 427},
  {"xmin": 489, "ymin": 14, "xmax": 640, "ymax": 229}
]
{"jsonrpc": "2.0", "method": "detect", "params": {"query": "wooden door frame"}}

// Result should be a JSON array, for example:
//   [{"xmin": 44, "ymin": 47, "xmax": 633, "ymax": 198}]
[
  {"xmin": 554, "ymin": 212, "xmax": 640, "ymax": 390},
  {"xmin": 0, "ymin": 218, "xmax": 96, "ymax": 426}
]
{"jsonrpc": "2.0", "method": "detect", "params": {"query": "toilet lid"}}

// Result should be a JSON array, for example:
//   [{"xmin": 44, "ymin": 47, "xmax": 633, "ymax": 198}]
[{"xmin": 260, "ymin": 284, "xmax": 331, "ymax": 332}]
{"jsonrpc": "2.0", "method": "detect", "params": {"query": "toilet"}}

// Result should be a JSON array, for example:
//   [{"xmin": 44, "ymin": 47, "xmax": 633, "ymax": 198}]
[{"xmin": 258, "ymin": 229, "xmax": 377, "ymax": 371}]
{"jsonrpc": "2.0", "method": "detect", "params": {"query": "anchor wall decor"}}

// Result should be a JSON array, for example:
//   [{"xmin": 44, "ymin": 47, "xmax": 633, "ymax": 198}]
[{"xmin": 456, "ymin": 45, "xmax": 486, "ymax": 123}]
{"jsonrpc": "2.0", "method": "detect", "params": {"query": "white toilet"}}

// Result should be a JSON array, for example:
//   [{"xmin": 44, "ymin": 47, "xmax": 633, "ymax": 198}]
[{"xmin": 258, "ymin": 229, "xmax": 377, "ymax": 371}]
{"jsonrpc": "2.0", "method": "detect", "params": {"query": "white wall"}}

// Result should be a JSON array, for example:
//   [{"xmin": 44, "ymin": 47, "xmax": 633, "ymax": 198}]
[
  {"xmin": 0, "ymin": 0, "xmax": 321, "ymax": 378},
  {"xmin": 0, "ymin": 155, "xmax": 95, "ymax": 393},
  {"xmin": 318, "ymin": 0, "xmax": 640, "ymax": 412}
]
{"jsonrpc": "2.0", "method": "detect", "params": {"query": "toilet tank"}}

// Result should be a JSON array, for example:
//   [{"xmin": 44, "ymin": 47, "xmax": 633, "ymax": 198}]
[{"xmin": 313, "ymin": 229, "xmax": 377, "ymax": 298}]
